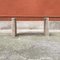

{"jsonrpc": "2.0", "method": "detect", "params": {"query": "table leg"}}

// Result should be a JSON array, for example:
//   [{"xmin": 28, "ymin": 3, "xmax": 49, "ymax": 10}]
[
  {"xmin": 11, "ymin": 18, "xmax": 17, "ymax": 37},
  {"xmin": 44, "ymin": 17, "xmax": 49, "ymax": 36}
]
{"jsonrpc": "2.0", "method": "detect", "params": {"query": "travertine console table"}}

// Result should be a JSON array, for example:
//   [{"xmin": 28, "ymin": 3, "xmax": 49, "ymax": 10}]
[{"xmin": 11, "ymin": 17, "xmax": 49, "ymax": 37}]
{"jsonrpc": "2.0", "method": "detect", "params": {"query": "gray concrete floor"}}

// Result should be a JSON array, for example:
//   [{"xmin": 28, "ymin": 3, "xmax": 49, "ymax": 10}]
[{"xmin": 0, "ymin": 33, "xmax": 60, "ymax": 60}]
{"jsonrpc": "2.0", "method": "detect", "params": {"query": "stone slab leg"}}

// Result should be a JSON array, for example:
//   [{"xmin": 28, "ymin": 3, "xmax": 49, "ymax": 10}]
[
  {"xmin": 11, "ymin": 18, "xmax": 17, "ymax": 37},
  {"xmin": 44, "ymin": 17, "xmax": 49, "ymax": 36}
]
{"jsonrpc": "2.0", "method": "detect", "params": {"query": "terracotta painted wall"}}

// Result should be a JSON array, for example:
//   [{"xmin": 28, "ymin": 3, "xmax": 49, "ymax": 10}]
[{"xmin": 0, "ymin": 0, "xmax": 60, "ymax": 20}]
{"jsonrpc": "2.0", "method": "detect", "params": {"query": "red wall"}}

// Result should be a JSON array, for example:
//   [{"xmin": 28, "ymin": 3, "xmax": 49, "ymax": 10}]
[{"xmin": 0, "ymin": 0, "xmax": 60, "ymax": 20}]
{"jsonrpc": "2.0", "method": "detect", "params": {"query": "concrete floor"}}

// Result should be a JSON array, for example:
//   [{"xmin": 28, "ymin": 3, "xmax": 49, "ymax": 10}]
[{"xmin": 0, "ymin": 33, "xmax": 60, "ymax": 60}]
